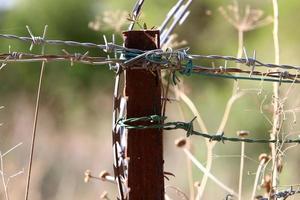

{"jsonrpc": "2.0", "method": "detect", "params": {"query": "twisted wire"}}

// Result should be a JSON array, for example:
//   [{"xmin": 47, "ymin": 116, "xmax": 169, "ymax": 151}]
[
  {"xmin": 0, "ymin": 33, "xmax": 143, "ymax": 54},
  {"xmin": 2, "ymin": 32, "xmax": 300, "ymax": 71},
  {"xmin": 2, "ymin": 32, "xmax": 300, "ymax": 84},
  {"xmin": 118, "ymin": 115, "xmax": 300, "ymax": 144}
]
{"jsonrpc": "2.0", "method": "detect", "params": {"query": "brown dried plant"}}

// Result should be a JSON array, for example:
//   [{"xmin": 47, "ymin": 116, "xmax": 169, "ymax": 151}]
[
  {"xmin": 89, "ymin": 10, "xmax": 129, "ymax": 33},
  {"xmin": 162, "ymin": 34, "xmax": 187, "ymax": 50},
  {"xmin": 219, "ymin": 1, "xmax": 273, "ymax": 58},
  {"xmin": 218, "ymin": 1, "xmax": 273, "ymax": 33},
  {"xmin": 169, "ymin": 2, "xmax": 274, "ymax": 200}
]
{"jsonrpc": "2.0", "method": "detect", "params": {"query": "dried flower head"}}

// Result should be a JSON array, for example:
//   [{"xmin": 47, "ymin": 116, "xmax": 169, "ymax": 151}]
[
  {"xmin": 258, "ymin": 153, "xmax": 270, "ymax": 164},
  {"xmin": 277, "ymin": 156, "xmax": 283, "ymax": 173},
  {"xmin": 175, "ymin": 138, "xmax": 187, "ymax": 148},
  {"xmin": 100, "ymin": 191, "xmax": 110, "ymax": 200},
  {"xmin": 84, "ymin": 170, "xmax": 92, "ymax": 183},
  {"xmin": 194, "ymin": 181, "xmax": 201, "ymax": 187},
  {"xmin": 99, "ymin": 170, "xmax": 110, "ymax": 179},
  {"xmin": 261, "ymin": 174, "xmax": 272, "ymax": 193},
  {"xmin": 89, "ymin": 10, "xmax": 129, "ymax": 33},
  {"xmin": 237, "ymin": 130, "xmax": 250, "ymax": 137},
  {"xmin": 218, "ymin": 1, "xmax": 273, "ymax": 32},
  {"xmin": 163, "ymin": 34, "xmax": 187, "ymax": 50}
]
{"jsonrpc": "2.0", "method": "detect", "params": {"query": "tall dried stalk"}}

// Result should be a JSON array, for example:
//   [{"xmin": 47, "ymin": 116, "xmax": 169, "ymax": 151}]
[
  {"xmin": 192, "ymin": 3, "xmax": 272, "ymax": 199},
  {"xmin": 176, "ymin": 103, "xmax": 195, "ymax": 200},
  {"xmin": 24, "ymin": 25, "xmax": 48, "ymax": 200},
  {"xmin": 271, "ymin": 0, "xmax": 280, "ymax": 196}
]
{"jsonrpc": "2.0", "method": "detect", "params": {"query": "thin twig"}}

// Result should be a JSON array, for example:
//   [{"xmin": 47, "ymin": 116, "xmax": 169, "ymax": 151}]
[
  {"xmin": 0, "ymin": 152, "xmax": 9, "ymax": 200},
  {"xmin": 24, "ymin": 25, "xmax": 48, "ymax": 200},
  {"xmin": 183, "ymin": 148, "xmax": 238, "ymax": 197},
  {"xmin": 2, "ymin": 142, "xmax": 23, "ymax": 158},
  {"xmin": 251, "ymin": 155, "xmax": 269, "ymax": 200},
  {"xmin": 238, "ymin": 141, "xmax": 245, "ymax": 200}
]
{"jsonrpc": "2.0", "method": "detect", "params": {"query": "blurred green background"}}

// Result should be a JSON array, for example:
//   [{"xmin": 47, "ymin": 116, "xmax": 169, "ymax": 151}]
[{"xmin": 1, "ymin": 0, "xmax": 300, "ymax": 199}]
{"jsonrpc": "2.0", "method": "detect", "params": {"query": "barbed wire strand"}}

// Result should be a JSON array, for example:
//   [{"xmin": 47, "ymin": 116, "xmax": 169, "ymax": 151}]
[
  {"xmin": 0, "ymin": 53, "xmax": 123, "ymax": 65},
  {"xmin": 0, "ymin": 33, "xmax": 144, "ymax": 54},
  {"xmin": 1, "ymin": 53, "xmax": 300, "ymax": 84},
  {"xmin": 2, "ymin": 32, "xmax": 300, "ymax": 72},
  {"xmin": 117, "ymin": 115, "xmax": 300, "ymax": 144}
]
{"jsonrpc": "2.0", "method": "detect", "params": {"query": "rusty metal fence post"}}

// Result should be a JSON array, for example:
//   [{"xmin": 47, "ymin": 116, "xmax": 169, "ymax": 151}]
[{"xmin": 122, "ymin": 30, "xmax": 164, "ymax": 200}]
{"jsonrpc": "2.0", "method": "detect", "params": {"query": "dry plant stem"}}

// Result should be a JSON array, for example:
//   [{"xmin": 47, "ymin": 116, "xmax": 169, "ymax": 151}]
[
  {"xmin": 24, "ymin": 61, "xmax": 45, "ymax": 200},
  {"xmin": 174, "ymin": 87, "xmax": 208, "ymax": 133},
  {"xmin": 183, "ymin": 148, "xmax": 238, "ymax": 197},
  {"xmin": 176, "ymin": 104, "xmax": 195, "ymax": 200},
  {"xmin": 174, "ymin": 81, "xmax": 244, "ymax": 199},
  {"xmin": 2, "ymin": 143, "xmax": 23, "ymax": 158},
  {"xmin": 238, "ymin": 141, "xmax": 245, "ymax": 200},
  {"xmin": 186, "ymin": 143, "xmax": 195, "ymax": 200},
  {"xmin": 0, "ymin": 152, "xmax": 9, "ymax": 200},
  {"xmin": 237, "ymin": 30, "xmax": 244, "ymax": 59},
  {"xmin": 251, "ymin": 159, "xmax": 267, "ymax": 200},
  {"xmin": 196, "ymin": 26, "xmax": 245, "ymax": 199},
  {"xmin": 165, "ymin": 194, "xmax": 172, "ymax": 200},
  {"xmin": 271, "ymin": 0, "xmax": 280, "ymax": 195},
  {"xmin": 165, "ymin": 185, "xmax": 189, "ymax": 200},
  {"xmin": 24, "ymin": 25, "xmax": 47, "ymax": 200},
  {"xmin": 196, "ymin": 91, "xmax": 244, "ymax": 199},
  {"xmin": 173, "ymin": 86, "xmax": 208, "ymax": 200}
]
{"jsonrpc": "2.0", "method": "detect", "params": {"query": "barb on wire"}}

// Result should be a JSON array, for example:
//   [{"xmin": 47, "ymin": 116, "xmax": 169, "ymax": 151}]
[
  {"xmin": 271, "ymin": 187, "xmax": 300, "ymax": 199},
  {"xmin": 117, "ymin": 115, "xmax": 300, "ymax": 144}
]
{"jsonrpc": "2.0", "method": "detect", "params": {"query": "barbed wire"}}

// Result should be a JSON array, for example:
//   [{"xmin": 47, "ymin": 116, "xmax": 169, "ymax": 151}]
[
  {"xmin": 2, "ymin": 31, "xmax": 300, "ymax": 85},
  {"xmin": 190, "ymin": 54, "xmax": 300, "ymax": 71},
  {"xmin": 2, "ymin": 32, "xmax": 300, "ymax": 71},
  {"xmin": 117, "ymin": 115, "xmax": 300, "ymax": 144},
  {"xmin": 0, "ymin": 32, "xmax": 143, "ymax": 54},
  {"xmin": 256, "ymin": 187, "xmax": 300, "ymax": 200},
  {"xmin": 1, "ymin": 52, "xmax": 300, "ymax": 84},
  {"xmin": 271, "ymin": 187, "xmax": 300, "ymax": 199},
  {"xmin": 0, "ymin": 52, "xmax": 122, "ymax": 65}
]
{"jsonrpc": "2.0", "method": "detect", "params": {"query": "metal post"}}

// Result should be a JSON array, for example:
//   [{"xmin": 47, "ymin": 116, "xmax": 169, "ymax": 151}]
[{"xmin": 123, "ymin": 30, "xmax": 164, "ymax": 200}]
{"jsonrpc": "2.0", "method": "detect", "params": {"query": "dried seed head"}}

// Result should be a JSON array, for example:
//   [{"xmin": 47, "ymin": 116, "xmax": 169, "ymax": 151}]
[
  {"xmin": 99, "ymin": 171, "xmax": 110, "ymax": 179},
  {"xmin": 84, "ymin": 170, "xmax": 91, "ymax": 183},
  {"xmin": 194, "ymin": 181, "xmax": 201, "ymax": 187},
  {"xmin": 237, "ymin": 130, "xmax": 250, "ymax": 137},
  {"xmin": 277, "ymin": 163, "xmax": 283, "ymax": 173},
  {"xmin": 277, "ymin": 157, "xmax": 283, "ymax": 173},
  {"xmin": 100, "ymin": 191, "xmax": 109, "ymax": 199},
  {"xmin": 258, "ymin": 153, "xmax": 270, "ymax": 164},
  {"xmin": 205, "ymin": 10, "xmax": 212, "ymax": 16},
  {"xmin": 261, "ymin": 174, "xmax": 272, "ymax": 193},
  {"xmin": 175, "ymin": 138, "xmax": 187, "ymax": 148}
]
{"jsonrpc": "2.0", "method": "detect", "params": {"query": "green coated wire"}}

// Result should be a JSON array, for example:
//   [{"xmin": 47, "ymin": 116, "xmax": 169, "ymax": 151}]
[
  {"xmin": 193, "ymin": 72, "xmax": 299, "ymax": 84},
  {"xmin": 118, "ymin": 115, "xmax": 300, "ymax": 144},
  {"xmin": 122, "ymin": 51, "xmax": 299, "ymax": 84}
]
